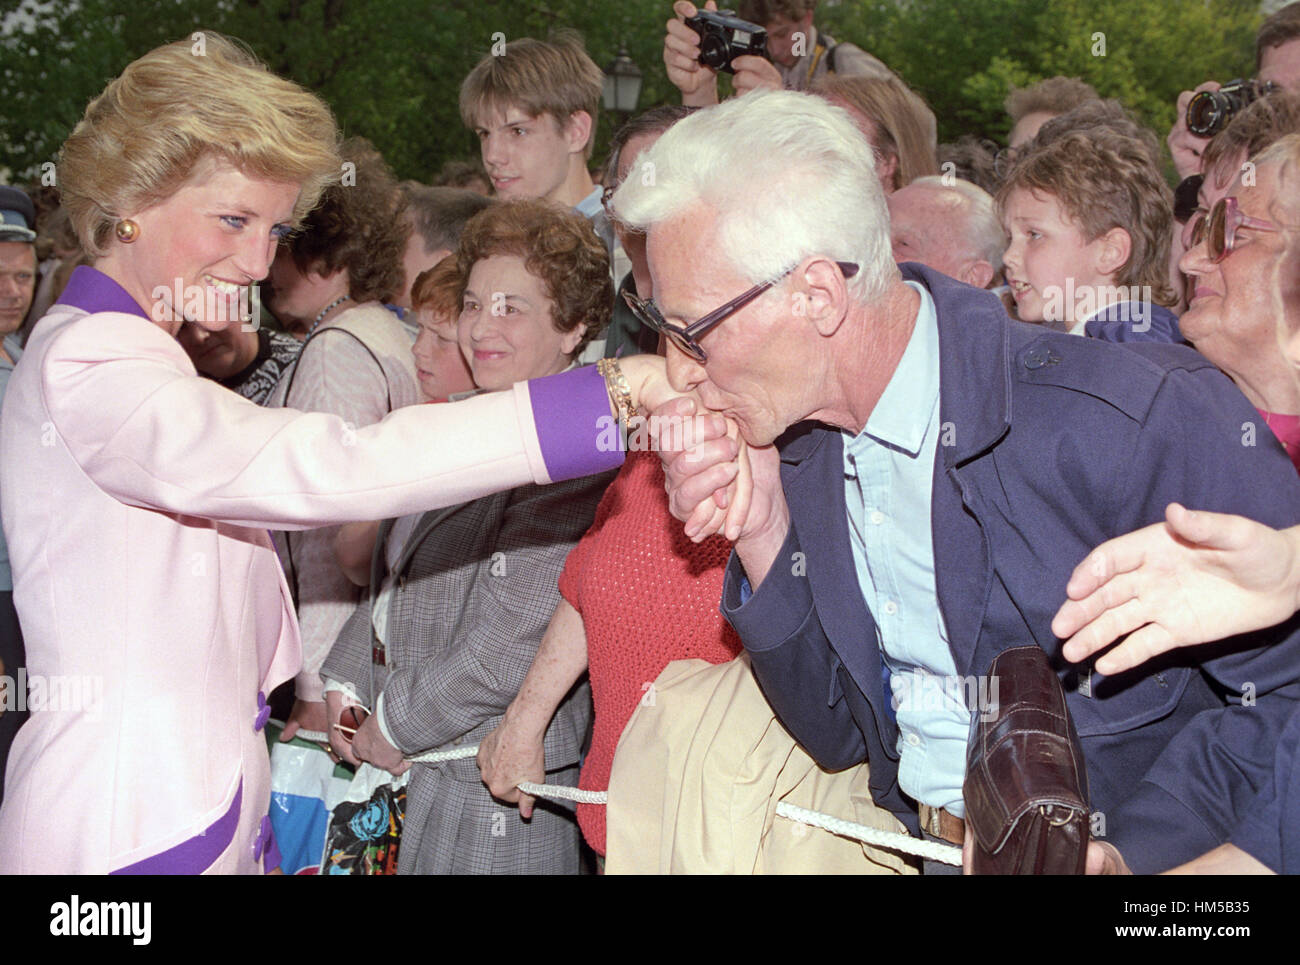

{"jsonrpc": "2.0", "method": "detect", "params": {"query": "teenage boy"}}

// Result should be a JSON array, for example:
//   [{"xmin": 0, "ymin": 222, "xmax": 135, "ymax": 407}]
[
  {"xmin": 460, "ymin": 31, "xmax": 622, "ymax": 357},
  {"xmin": 997, "ymin": 127, "xmax": 1182, "ymax": 343}
]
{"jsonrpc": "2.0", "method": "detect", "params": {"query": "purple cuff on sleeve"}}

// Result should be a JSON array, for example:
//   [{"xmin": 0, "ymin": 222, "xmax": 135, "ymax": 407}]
[{"xmin": 528, "ymin": 365, "xmax": 625, "ymax": 482}]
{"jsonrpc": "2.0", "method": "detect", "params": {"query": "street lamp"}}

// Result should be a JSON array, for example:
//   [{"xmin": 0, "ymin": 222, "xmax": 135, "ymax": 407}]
[{"xmin": 602, "ymin": 47, "xmax": 642, "ymax": 115}]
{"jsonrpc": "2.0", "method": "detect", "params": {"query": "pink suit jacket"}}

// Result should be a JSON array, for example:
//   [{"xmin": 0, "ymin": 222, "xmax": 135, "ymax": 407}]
[{"xmin": 0, "ymin": 267, "xmax": 618, "ymax": 874}]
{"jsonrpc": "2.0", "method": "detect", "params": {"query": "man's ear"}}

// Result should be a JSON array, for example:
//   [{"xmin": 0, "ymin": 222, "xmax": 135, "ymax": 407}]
[
  {"xmin": 562, "ymin": 111, "xmax": 594, "ymax": 156},
  {"xmin": 962, "ymin": 260, "xmax": 996, "ymax": 290},
  {"xmin": 799, "ymin": 258, "xmax": 851, "ymax": 337},
  {"xmin": 1094, "ymin": 226, "xmax": 1132, "ymax": 278}
]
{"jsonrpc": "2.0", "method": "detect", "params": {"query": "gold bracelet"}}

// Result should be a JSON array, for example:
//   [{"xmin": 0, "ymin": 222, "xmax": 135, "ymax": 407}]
[{"xmin": 597, "ymin": 358, "xmax": 635, "ymax": 426}]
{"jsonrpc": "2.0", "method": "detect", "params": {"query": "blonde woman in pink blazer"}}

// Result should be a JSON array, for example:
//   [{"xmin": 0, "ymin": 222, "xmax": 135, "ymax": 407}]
[{"xmin": 0, "ymin": 34, "xmax": 690, "ymax": 874}]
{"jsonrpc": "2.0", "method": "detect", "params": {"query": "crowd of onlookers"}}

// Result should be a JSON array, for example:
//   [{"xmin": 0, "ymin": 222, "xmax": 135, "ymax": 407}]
[{"xmin": 2, "ymin": 0, "xmax": 1300, "ymax": 876}]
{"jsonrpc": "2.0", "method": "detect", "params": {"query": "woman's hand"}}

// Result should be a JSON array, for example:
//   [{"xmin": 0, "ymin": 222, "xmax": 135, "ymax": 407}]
[
  {"xmin": 1053, "ymin": 503, "xmax": 1300, "ymax": 675},
  {"xmin": 279, "ymin": 698, "xmax": 329, "ymax": 744},
  {"xmin": 477, "ymin": 718, "xmax": 545, "ymax": 819},
  {"xmin": 616, "ymin": 354, "xmax": 683, "ymax": 416},
  {"xmin": 351, "ymin": 711, "xmax": 410, "ymax": 777}
]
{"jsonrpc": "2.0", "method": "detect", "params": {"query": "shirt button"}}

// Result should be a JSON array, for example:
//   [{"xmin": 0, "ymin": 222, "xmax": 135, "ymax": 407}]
[
  {"xmin": 869, "ymin": 510, "xmax": 884, "ymax": 525},
  {"xmin": 906, "ymin": 733, "xmax": 922, "ymax": 747},
  {"xmin": 253, "ymin": 691, "xmax": 270, "ymax": 733},
  {"xmin": 883, "ymin": 600, "xmax": 899, "ymax": 615}
]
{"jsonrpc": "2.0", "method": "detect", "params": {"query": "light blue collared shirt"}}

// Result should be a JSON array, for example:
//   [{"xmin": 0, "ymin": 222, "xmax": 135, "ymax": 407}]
[{"xmin": 841, "ymin": 281, "xmax": 968, "ymax": 817}]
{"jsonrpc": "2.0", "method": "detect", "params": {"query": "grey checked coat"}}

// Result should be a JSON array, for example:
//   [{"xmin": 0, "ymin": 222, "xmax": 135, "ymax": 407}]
[{"xmin": 322, "ymin": 469, "xmax": 613, "ymax": 874}]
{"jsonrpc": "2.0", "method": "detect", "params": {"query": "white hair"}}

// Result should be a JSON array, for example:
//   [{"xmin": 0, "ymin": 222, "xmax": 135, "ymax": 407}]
[
  {"xmin": 612, "ymin": 89, "xmax": 895, "ymax": 303},
  {"xmin": 907, "ymin": 175, "xmax": 1008, "ymax": 273}
]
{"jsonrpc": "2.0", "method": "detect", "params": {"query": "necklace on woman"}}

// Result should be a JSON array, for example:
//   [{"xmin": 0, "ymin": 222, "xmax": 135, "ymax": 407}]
[{"xmin": 306, "ymin": 294, "xmax": 351, "ymax": 338}]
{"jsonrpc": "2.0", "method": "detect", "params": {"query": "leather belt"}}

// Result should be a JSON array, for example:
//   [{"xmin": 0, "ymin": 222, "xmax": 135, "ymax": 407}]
[{"xmin": 919, "ymin": 803, "xmax": 965, "ymax": 845}]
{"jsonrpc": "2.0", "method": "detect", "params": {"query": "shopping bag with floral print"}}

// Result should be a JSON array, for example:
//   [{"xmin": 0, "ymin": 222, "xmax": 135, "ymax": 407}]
[{"xmin": 321, "ymin": 763, "xmax": 408, "ymax": 875}]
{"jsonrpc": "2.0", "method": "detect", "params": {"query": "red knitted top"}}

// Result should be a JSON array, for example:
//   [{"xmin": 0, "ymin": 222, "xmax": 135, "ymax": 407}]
[{"xmin": 558, "ymin": 448, "xmax": 743, "ymax": 855}]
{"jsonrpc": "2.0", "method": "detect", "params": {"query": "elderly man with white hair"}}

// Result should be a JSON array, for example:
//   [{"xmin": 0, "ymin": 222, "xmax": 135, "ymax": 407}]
[
  {"xmin": 887, "ymin": 176, "xmax": 1005, "ymax": 290},
  {"xmin": 612, "ymin": 89, "xmax": 1300, "ymax": 875}
]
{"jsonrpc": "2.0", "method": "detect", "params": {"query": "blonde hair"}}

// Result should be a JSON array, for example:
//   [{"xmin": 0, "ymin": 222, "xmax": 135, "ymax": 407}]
[
  {"xmin": 458, "ymin": 30, "xmax": 603, "ymax": 159},
  {"xmin": 58, "ymin": 32, "xmax": 341, "ymax": 257},
  {"xmin": 813, "ymin": 74, "xmax": 938, "ymax": 190}
]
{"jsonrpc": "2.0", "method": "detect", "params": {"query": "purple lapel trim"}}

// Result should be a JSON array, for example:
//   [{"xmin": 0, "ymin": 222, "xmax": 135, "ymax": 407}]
[
  {"xmin": 109, "ymin": 779, "xmax": 243, "ymax": 875},
  {"xmin": 56, "ymin": 266, "xmax": 150, "ymax": 320}
]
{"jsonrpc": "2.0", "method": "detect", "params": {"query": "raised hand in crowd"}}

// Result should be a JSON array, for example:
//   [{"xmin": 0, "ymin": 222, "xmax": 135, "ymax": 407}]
[
  {"xmin": 1052, "ymin": 502, "xmax": 1300, "ymax": 675},
  {"xmin": 1167, "ymin": 80, "xmax": 1222, "ymax": 178},
  {"xmin": 731, "ymin": 54, "xmax": 784, "ymax": 97},
  {"xmin": 664, "ymin": 1, "xmax": 721, "ymax": 106}
]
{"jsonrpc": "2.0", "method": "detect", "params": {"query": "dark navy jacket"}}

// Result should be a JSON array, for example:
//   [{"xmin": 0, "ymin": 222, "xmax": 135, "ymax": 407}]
[
  {"xmin": 1084, "ymin": 301, "xmax": 1184, "ymax": 345},
  {"xmin": 722, "ymin": 264, "xmax": 1300, "ymax": 874}
]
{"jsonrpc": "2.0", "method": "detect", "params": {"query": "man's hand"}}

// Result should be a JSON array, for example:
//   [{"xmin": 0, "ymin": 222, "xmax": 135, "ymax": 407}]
[
  {"xmin": 651, "ymin": 397, "xmax": 788, "ymax": 583},
  {"xmin": 1087, "ymin": 841, "xmax": 1132, "ymax": 875},
  {"xmin": 731, "ymin": 54, "xmax": 783, "ymax": 96},
  {"xmin": 351, "ymin": 711, "xmax": 410, "ymax": 777},
  {"xmin": 279, "ymin": 698, "xmax": 329, "ymax": 744},
  {"xmin": 1053, "ymin": 503, "xmax": 1300, "ymax": 676},
  {"xmin": 664, "ymin": 1, "xmax": 721, "ymax": 106},
  {"xmin": 1168, "ymin": 81, "xmax": 1221, "ymax": 179},
  {"xmin": 477, "ymin": 718, "xmax": 544, "ymax": 819}
]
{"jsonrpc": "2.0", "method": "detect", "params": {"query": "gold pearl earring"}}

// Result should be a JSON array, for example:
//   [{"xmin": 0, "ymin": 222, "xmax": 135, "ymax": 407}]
[{"xmin": 115, "ymin": 219, "xmax": 140, "ymax": 243}]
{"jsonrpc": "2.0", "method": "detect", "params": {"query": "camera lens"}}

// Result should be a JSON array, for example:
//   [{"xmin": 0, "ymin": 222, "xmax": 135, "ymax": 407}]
[
  {"xmin": 1186, "ymin": 89, "xmax": 1230, "ymax": 137},
  {"xmin": 699, "ymin": 35, "xmax": 729, "ymax": 70}
]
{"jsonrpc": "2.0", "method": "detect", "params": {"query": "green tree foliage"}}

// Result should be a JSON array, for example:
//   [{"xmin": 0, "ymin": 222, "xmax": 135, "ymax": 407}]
[
  {"xmin": 821, "ymin": 0, "xmax": 1261, "ymax": 145},
  {"xmin": 0, "ymin": 0, "xmax": 1270, "ymax": 187}
]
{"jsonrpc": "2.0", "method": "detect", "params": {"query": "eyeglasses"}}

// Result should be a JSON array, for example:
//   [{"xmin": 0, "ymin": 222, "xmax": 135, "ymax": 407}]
[
  {"xmin": 1187, "ymin": 196, "xmax": 1278, "ymax": 263},
  {"xmin": 622, "ymin": 261, "xmax": 860, "ymax": 363}
]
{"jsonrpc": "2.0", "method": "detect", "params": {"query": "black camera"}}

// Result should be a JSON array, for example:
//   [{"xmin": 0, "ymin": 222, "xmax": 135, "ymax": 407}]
[
  {"xmin": 1186, "ymin": 78, "xmax": 1278, "ymax": 137},
  {"xmin": 684, "ymin": 9, "xmax": 770, "ymax": 75}
]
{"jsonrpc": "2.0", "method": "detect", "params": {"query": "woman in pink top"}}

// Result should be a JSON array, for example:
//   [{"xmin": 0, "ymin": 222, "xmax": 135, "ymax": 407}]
[{"xmin": 0, "ymin": 34, "xmax": 683, "ymax": 875}]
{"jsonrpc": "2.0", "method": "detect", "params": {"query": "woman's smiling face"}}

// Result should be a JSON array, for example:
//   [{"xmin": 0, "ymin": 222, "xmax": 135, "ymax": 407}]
[
  {"xmin": 457, "ymin": 253, "xmax": 584, "ymax": 391},
  {"xmin": 121, "ymin": 158, "xmax": 298, "ymax": 335}
]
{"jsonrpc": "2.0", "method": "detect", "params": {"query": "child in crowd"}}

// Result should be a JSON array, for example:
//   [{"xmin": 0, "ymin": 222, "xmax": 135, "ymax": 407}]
[{"xmin": 996, "ymin": 127, "xmax": 1182, "ymax": 343}]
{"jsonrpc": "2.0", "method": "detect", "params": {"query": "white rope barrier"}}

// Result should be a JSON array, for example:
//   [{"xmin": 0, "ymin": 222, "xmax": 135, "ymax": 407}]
[
  {"xmin": 290, "ymin": 726, "xmax": 963, "ymax": 867},
  {"xmin": 775, "ymin": 801, "xmax": 962, "ymax": 866},
  {"xmin": 405, "ymin": 742, "xmax": 962, "ymax": 866}
]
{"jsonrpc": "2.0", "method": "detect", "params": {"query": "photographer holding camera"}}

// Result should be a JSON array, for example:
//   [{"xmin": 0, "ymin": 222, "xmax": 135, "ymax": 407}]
[
  {"xmin": 1168, "ymin": 2, "xmax": 1300, "ymax": 178},
  {"xmin": 663, "ymin": 0, "xmax": 891, "ymax": 106}
]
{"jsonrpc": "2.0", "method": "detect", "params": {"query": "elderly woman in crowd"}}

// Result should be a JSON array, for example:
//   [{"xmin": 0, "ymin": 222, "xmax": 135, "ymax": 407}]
[
  {"xmin": 1052, "ymin": 134, "xmax": 1300, "ymax": 875},
  {"xmin": 321, "ymin": 199, "xmax": 614, "ymax": 874},
  {"xmin": 0, "ymin": 34, "xmax": 684, "ymax": 875},
  {"xmin": 1177, "ymin": 100, "xmax": 1300, "ymax": 470},
  {"xmin": 264, "ymin": 137, "xmax": 422, "ymax": 745}
]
